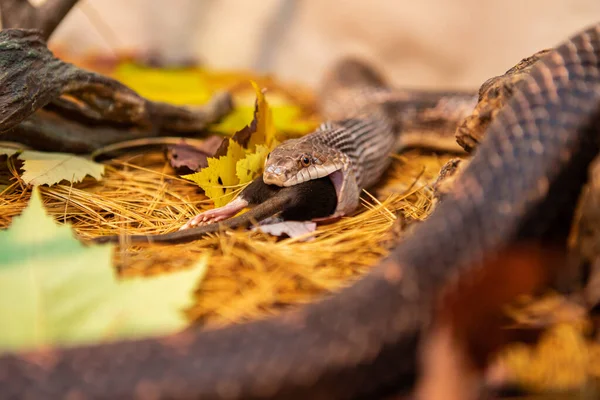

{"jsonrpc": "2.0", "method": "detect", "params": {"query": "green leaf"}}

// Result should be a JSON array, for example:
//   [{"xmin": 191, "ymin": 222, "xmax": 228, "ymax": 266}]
[
  {"xmin": 18, "ymin": 150, "xmax": 105, "ymax": 186},
  {"xmin": 0, "ymin": 188, "xmax": 208, "ymax": 352}
]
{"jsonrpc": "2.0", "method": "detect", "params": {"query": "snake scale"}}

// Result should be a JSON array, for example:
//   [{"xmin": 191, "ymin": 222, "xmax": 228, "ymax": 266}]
[{"xmin": 2, "ymin": 22, "xmax": 600, "ymax": 399}]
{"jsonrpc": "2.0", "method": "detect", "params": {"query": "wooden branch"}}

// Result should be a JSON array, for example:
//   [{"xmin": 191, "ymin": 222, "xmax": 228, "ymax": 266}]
[
  {"xmin": 0, "ymin": 29, "xmax": 76, "ymax": 130},
  {"xmin": 3, "ymin": 109, "xmax": 137, "ymax": 154},
  {"xmin": 0, "ymin": 29, "xmax": 233, "ymax": 151},
  {"xmin": 0, "ymin": 0, "xmax": 79, "ymax": 40},
  {"xmin": 3, "ymin": 98, "xmax": 232, "ymax": 155}
]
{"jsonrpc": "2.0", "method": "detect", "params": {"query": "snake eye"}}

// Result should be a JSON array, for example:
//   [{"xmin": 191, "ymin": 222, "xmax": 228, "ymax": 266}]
[{"xmin": 300, "ymin": 155, "xmax": 311, "ymax": 167}]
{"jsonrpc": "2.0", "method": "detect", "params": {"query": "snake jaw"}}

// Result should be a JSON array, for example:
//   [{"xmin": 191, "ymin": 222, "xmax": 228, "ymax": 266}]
[
  {"xmin": 264, "ymin": 157, "xmax": 342, "ymax": 186},
  {"xmin": 328, "ymin": 169, "xmax": 345, "ymax": 199}
]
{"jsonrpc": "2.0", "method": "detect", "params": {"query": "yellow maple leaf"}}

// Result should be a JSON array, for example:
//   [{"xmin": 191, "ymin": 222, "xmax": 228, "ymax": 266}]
[
  {"xmin": 236, "ymin": 145, "xmax": 269, "ymax": 184},
  {"xmin": 182, "ymin": 140, "xmax": 246, "ymax": 207},
  {"xmin": 182, "ymin": 81, "xmax": 282, "ymax": 207},
  {"xmin": 247, "ymin": 81, "xmax": 279, "ymax": 150},
  {"xmin": 19, "ymin": 150, "xmax": 105, "ymax": 186}
]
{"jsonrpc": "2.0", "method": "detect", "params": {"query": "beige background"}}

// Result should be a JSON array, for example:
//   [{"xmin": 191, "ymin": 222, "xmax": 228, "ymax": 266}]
[{"xmin": 44, "ymin": 0, "xmax": 600, "ymax": 90}]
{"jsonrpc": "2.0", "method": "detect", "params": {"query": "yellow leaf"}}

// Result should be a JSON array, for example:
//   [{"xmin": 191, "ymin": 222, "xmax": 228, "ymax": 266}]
[
  {"xmin": 18, "ymin": 150, "xmax": 105, "ymax": 186},
  {"xmin": 111, "ymin": 62, "xmax": 319, "ymax": 137},
  {"xmin": 182, "ymin": 140, "xmax": 246, "ymax": 207},
  {"xmin": 213, "ymin": 105, "xmax": 318, "ymax": 136},
  {"xmin": 112, "ymin": 63, "xmax": 214, "ymax": 105},
  {"xmin": 236, "ymin": 145, "xmax": 269, "ymax": 184},
  {"xmin": 248, "ymin": 81, "xmax": 278, "ymax": 150},
  {"xmin": 182, "ymin": 81, "xmax": 283, "ymax": 207},
  {"xmin": 499, "ymin": 323, "xmax": 591, "ymax": 392}
]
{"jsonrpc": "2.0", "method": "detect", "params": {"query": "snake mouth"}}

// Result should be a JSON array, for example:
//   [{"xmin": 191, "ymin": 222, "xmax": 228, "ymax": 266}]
[
  {"xmin": 289, "ymin": 169, "xmax": 344, "ymax": 215},
  {"xmin": 279, "ymin": 164, "xmax": 342, "ymax": 187},
  {"xmin": 264, "ymin": 165, "xmax": 345, "ymax": 208},
  {"xmin": 288, "ymin": 165, "xmax": 345, "ymax": 208},
  {"xmin": 328, "ymin": 170, "xmax": 344, "ymax": 200}
]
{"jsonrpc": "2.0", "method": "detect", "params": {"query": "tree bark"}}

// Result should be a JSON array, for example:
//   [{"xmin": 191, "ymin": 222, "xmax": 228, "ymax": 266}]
[
  {"xmin": 0, "ymin": 0, "xmax": 79, "ymax": 40},
  {"xmin": 0, "ymin": 29, "xmax": 233, "ymax": 153}
]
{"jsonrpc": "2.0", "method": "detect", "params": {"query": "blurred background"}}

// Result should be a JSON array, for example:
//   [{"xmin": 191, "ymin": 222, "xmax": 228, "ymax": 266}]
[{"xmin": 30, "ymin": 0, "xmax": 600, "ymax": 89}]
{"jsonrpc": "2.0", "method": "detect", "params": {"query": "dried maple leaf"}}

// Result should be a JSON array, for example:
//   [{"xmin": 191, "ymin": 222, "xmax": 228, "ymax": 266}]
[
  {"xmin": 183, "ymin": 140, "xmax": 246, "ymax": 207},
  {"xmin": 18, "ymin": 150, "xmax": 105, "ymax": 186},
  {"xmin": 167, "ymin": 136, "xmax": 225, "ymax": 175},
  {"xmin": 236, "ymin": 144, "xmax": 269, "ymax": 184},
  {"xmin": 215, "ymin": 81, "xmax": 280, "ymax": 157},
  {"xmin": 247, "ymin": 81, "xmax": 279, "ymax": 150},
  {"xmin": 183, "ymin": 81, "xmax": 281, "ymax": 207}
]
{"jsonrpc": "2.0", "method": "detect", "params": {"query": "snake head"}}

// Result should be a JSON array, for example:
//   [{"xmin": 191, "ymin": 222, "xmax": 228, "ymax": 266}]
[{"xmin": 263, "ymin": 140, "xmax": 343, "ymax": 187}]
